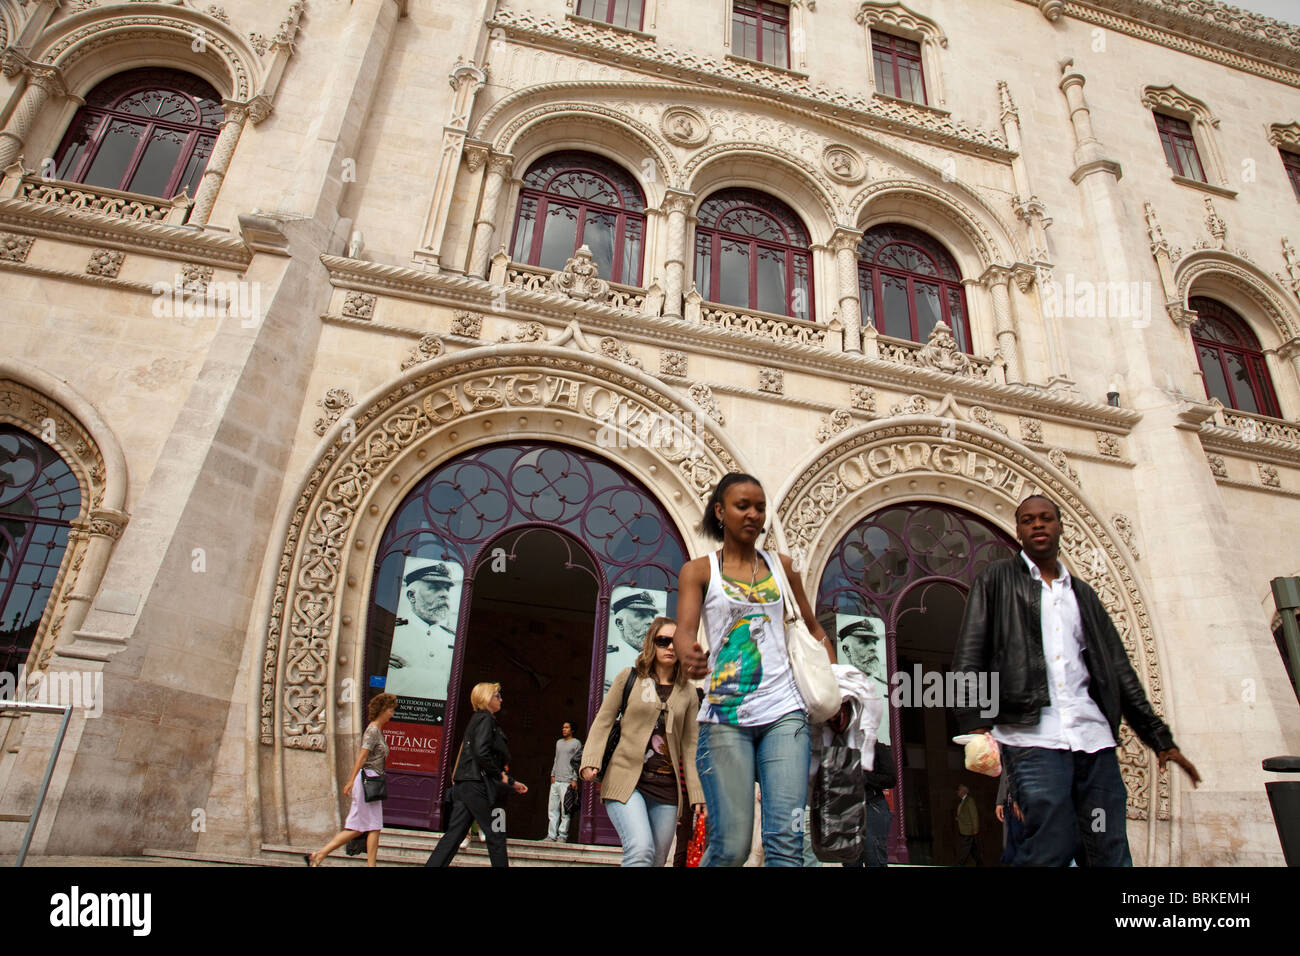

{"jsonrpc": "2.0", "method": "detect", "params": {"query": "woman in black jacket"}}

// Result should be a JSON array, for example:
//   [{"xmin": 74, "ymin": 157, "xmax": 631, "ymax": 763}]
[{"xmin": 425, "ymin": 681, "xmax": 528, "ymax": 867}]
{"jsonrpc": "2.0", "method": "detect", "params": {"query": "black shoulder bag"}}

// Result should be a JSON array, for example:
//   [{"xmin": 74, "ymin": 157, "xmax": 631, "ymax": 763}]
[{"xmin": 597, "ymin": 672, "xmax": 638, "ymax": 782}]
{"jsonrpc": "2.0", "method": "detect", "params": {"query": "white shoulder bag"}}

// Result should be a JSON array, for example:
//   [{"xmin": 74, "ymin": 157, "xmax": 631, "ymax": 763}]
[{"xmin": 767, "ymin": 551, "xmax": 841, "ymax": 723}]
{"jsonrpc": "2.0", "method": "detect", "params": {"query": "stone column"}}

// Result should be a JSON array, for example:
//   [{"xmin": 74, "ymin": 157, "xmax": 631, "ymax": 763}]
[
  {"xmin": 828, "ymin": 226, "xmax": 863, "ymax": 353},
  {"xmin": 187, "ymin": 102, "xmax": 250, "ymax": 227},
  {"xmin": 980, "ymin": 265, "xmax": 1022, "ymax": 385},
  {"xmin": 56, "ymin": 509, "xmax": 129, "ymax": 660},
  {"xmin": 467, "ymin": 153, "xmax": 515, "ymax": 277},
  {"xmin": 0, "ymin": 66, "xmax": 68, "ymax": 168},
  {"xmin": 414, "ymin": 59, "xmax": 487, "ymax": 270},
  {"xmin": 660, "ymin": 190, "xmax": 693, "ymax": 318},
  {"xmin": 1277, "ymin": 337, "xmax": 1300, "ymax": 393}
]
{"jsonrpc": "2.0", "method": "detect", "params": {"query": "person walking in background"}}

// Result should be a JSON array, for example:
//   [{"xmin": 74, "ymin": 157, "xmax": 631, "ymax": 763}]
[
  {"xmin": 673, "ymin": 472, "xmax": 836, "ymax": 867},
  {"xmin": 306, "ymin": 692, "xmax": 397, "ymax": 867},
  {"xmin": 582, "ymin": 617, "xmax": 705, "ymax": 867},
  {"xmin": 547, "ymin": 720, "xmax": 582, "ymax": 841},
  {"xmin": 845, "ymin": 741, "xmax": 894, "ymax": 868},
  {"xmin": 425, "ymin": 682, "xmax": 527, "ymax": 868},
  {"xmin": 955, "ymin": 783, "xmax": 982, "ymax": 866},
  {"xmin": 952, "ymin": 493, "xmax": 1201, "ymax": 866}
]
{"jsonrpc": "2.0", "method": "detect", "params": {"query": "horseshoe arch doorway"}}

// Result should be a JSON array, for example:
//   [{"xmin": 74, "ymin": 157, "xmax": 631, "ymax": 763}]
[{"xmin": 815, "ymin": 501, "xmax": 1018, "ymax": 865}]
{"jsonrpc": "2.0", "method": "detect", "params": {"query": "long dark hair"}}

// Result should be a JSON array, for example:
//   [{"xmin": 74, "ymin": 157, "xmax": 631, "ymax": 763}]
[{"xmin": 698, "ymin": 472, "xmax": 764, "ymax": 541}]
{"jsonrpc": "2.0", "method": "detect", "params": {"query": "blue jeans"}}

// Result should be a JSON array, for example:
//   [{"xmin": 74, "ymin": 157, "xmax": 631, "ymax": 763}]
[
  {"xmin": 1001, "ymin": 745, "xmax": 1131, "ymax": 867},
  {"xmin": 697, "ymin": 711, "xmax": 810, "ymax": 867},
  {"xmin": 603, "ymin": 791, "xmax": 678, "ymax": 867},
  {"xmin": 843, "ymin": 792, "xmax": 891, "ymax": 867}
]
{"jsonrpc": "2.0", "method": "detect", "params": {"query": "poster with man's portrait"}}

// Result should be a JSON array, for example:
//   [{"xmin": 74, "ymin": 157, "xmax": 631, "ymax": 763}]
[
  {"xmin": 836, "ymin": 613, "xmax": 890, "ymax": 743},
  {"xmin": 384, "ymin": 557, "xmax": 464, "ymax": 702},
  {"xmin": 603, "ymin": 586, "xmax": 666, "ymax": 693}
]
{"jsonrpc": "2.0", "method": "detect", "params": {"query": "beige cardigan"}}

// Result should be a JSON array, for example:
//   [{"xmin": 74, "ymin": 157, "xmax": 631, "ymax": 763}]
[{"xmin": 581, "ymin": 668, "xmax": 705, "ymax": 813}]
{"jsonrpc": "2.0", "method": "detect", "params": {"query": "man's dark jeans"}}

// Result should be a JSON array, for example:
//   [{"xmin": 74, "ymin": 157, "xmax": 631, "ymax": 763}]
[
  {"xmin": 1001, "ymin": 744, "xmax": 1131, "ymax": 866},
  {"xmin": 842, "ymin": 792, "xmax": 891, "ymax": 868}
]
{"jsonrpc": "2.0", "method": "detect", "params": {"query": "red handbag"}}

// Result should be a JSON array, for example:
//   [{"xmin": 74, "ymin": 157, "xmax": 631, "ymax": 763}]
[{"xmin": 686, "ymin": 812, "xmax": 708, "ymax": 867}]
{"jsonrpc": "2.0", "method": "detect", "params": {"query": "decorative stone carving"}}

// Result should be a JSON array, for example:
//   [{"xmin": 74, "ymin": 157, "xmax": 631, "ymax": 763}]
[
  {"xmin": 498, "ymin": 320, "xmax": 547, "ymax": 343},
  {"xmin": 849, "ymin": 384, "xmax": 876, "ymax": 413},
  {"xmin": 128, "ymin": 357, "xmax": 188, "ymax": 391},
  {"xmin": 0, "ymin": 232, "xmax": 35, "ymax": 262},
  {"xmin": 177, "ymin": 265, "xmax": 210, "ymax": 297},
  {"xmin": 969, "ymin": 406, "xmax": 1008, "ymax": 435},
  {"xmin": 598, "ymin": 336, "xmax": 642, "ymax": 368},
  {"xmin": 342, "ymin": 291, "xmax": 376, "ymax": 320},
  {"xmin": 1047, "ymin": 447, "xmax": 1080, "ymax": 485},
  {"xmin": 660, "ymin": 106, "xmax": 708, "ymax": 147},
  {"xmin": 998, "ymin": 80, "xmax": 1019, "ymax": 123},
  {"xmin": 1279, "ymin": 238, "xmax": 1300, "ymax": 294},
  {"xmin": 400, "ymin": 335, "xmax": 443, "ymax": 371},
  {"xmin": 1142, "ymin": 85, "xmax": 1219, "ymax": 130},
  {"xmin": 1203, "ymin": 197, "xmax": 1227, "ymax": 249},
  {"xmin": 1207, "ymin": 454, "xmax": 1227, "ymax": 478},
  {"xmin": 314, "ymin": 387, "xmax": 356, "ymax": 436},
  {"xmin": 449, "ymin": 310, "xmax": 484, "ymax": 338},
  {"xmin": 1259, "ymin": 463, "xmax": 1281, "ymax": 488},
  {"xmin": 661, "ymin": 350, "xmax": 687, "ymax": 377},
  {"xmin": 1112, "ymin": 514, "xmax": 1140, "ymax": 559},
  {"xmin": 86, "ymin": 248, "xmax": 125, "ymax": 277},
  {"xmin": 758, "ymin": 367, "xmax": 784, "ymax": 394},
  {"xmin": 816, "ymin": 409, "xmax": 854, "ymax": 443},
  {"xmin": 248, "ymin": 32, "xmax": 269, "ymax": 56},
  {"xmin": 855, "ymin": 3, "xmax": 948, "ymax": 47},
  {"xmin": 688, "ymin": 383, "xmax": 725, "ymax": 425},
  {"xmin": 916, "ymin": 320, "xmax": 974, "ymax": 377},
  {"xmin": 822, "ymin": 145, "xmax": 865, "ymax": 185},
  {"xmin": 205, "ymin": 4, "xmax": 230, "ymax": 23},
  {"xmin": 1144, "ymin": 202, "xmax": 1168, "ymax": 257},
  {"xmin": 546, "ymin": 245, "xmax": 611, "ymax": 302},
  {"xmin": 1038, "ymin": 0, "xmax": 1065, "ymax": 21},
  {"xmin": 1096, "ymin": 431, "xmax": 1121, "ymax": 457},
  {"xmin": 888, "ymin": 394, "xmax": 930, "ymax": 416}
]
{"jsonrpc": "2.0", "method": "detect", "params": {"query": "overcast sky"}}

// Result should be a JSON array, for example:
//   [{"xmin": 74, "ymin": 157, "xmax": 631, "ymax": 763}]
[{"xmin": 1220, "ymin": 0, "xmax": 1298, "ymax": 26}]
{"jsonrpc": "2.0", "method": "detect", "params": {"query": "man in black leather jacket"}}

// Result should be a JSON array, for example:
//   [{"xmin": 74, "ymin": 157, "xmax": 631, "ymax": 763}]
[{"xmin": 951, "ymin": 494, "xmax": 1200, "ymax": 865}]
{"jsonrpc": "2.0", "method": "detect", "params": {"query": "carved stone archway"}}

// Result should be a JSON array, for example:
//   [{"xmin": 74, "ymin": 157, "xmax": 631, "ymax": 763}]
[
  {"xmin": 771, "ymin": 397, "xmax": 1174, "ymax": 864},
  {"xmin": 257, "ymin": 344, "xmax": 749, "ymax": 841},
  {"xmin": 0, "ymin": 360, "xmax": 129, "ymax": 675}
]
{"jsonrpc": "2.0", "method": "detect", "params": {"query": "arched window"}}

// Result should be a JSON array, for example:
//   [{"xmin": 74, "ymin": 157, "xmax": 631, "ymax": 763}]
[
  {"xmin": 53, "ymin": 68, "xmax": 224, "ymax": 200},
  {"xmin": 694, "ymin": 188, "xmax": 813, "ymax": 320},
  {"xmin": 510, "ymin": 151, "xmax": 647, "ymax": 286},
  {"xmin": 1189, "ymin": 297, "xmax": 1281, "ymax": 417},
  {"xmin": 858, "ymin": 224, "xmax": 970, "ymax": 351},
  {"xmin": 1, "ymin": 426, "xmax": 80, "ymax": 679}
]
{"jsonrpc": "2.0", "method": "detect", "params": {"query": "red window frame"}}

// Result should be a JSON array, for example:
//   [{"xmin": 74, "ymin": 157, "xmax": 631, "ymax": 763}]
[
  {"xmin": 52, "ymin": 68, "xmax": 223, "ymax": 200},
  {"xmin": 1282, "ymin": 149, "xmax": 1300, "ymax": 202},
  {"xmin": 509, "ymin": 151, "xmax": 647, "ymax": 287},
  {"xmin": 1155, "ymin": 113, "xmax": 1207, "ymax": 182},
  {"xmin": 857, "ymin": 224, "xmax": 971, "ymax": 351},
  {"xmin": 1188, "ymin": 297, "xmax": 1281, "ymax": 418},
  {"xmin": 732, "ymin": 0, "xmax": 790, "ymax": 69},
  {"xmin": 575, "ymin": 0, "xmax": 645, "ymax": 30},
  {"xmin": 693, "ymin": 188, "xmax": 814, "ymax": 320},
  {"xmin": 871, "ymin": 31, "xmax": 927, "ymax": 105}
]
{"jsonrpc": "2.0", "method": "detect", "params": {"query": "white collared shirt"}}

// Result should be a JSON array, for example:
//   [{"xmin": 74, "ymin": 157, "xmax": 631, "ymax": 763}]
[{"xmin": 991, "ymin": 552, "xmax": 1116, "ymax": 753}]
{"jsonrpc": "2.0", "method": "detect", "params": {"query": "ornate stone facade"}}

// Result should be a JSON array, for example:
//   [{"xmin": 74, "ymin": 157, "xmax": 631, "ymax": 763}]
[{"xmin": 0, "ymin": 0, "xmax": 1295, "ymax": 870}]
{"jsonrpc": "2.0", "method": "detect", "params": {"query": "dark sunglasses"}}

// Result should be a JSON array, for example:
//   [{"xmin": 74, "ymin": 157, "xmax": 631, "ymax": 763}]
[{"xmin": 653, "ymin": 635, "xmax": 675, "ymax": 648}]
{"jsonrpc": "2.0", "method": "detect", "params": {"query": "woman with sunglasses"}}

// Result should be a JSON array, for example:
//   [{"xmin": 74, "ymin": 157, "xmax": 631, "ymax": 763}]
[
  {"xmin": 581, "ymin": 617, "xmax": 705, "ymax": 866},
  {"xmin": 425, "ymin": 682, "xmax": 528, "ymax": 867}
]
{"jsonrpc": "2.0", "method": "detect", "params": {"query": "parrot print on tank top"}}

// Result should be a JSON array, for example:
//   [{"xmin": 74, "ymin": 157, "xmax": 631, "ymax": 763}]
[{"xmin": 707, "ymin": 613, "xmax": 767, "ymax": 723}]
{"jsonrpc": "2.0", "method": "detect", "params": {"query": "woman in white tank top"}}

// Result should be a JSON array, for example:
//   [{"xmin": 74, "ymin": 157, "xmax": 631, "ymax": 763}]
[{"xmin": 672, "ymin": 472, "xmax": 836, "ymax": 866}]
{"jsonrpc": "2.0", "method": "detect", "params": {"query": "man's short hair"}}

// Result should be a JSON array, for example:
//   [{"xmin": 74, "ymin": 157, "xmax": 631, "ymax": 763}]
[{"xmin": 1016, "ymin": 493, "xmax": 1061, "ymax": 521}]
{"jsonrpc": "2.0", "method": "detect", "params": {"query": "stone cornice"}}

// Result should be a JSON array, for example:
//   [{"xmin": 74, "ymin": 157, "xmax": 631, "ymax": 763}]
[
  {"xmin": 487, "ymin": 9, "xmax": 1012, "ymax": 160},
  {"xmin": 0, "ymin": 198, "xmax": 253, "ymax": 267},
  {"xmin": 0, "ymin": 258, "xmax": 157, "ymax": 294},
  {"xmin": 1198, "ymin": 425, "xmax": 1300, "ymax": 468},
  {"xmin": 320, "ymin": 254, "xmax": 1142, "ymax": 435},
  {"xmin": 1021, "ymin": 0, "xmax": 1300, "ymax": 88}
]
